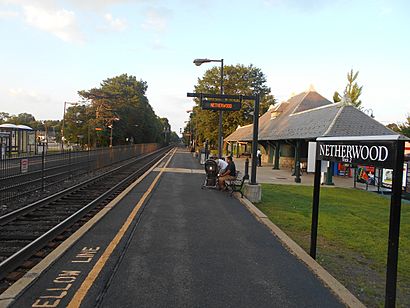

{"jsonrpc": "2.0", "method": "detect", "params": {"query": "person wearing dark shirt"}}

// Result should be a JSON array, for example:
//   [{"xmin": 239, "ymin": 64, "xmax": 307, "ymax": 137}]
[{"xmin": 218, "ymin": 156, "xmax": 236, "ymax": 190}]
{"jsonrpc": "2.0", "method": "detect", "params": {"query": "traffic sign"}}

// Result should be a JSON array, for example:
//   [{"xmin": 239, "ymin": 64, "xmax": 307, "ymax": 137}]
[{"xmin": 21, "ymin": 158, "xmax": 29, "ymax": 173}]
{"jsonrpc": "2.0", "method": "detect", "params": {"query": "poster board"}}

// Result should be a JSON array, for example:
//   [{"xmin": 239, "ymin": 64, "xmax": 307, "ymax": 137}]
[{"xmin": 382, "ymin": 163, "xmax": 408, "ymax": 188}]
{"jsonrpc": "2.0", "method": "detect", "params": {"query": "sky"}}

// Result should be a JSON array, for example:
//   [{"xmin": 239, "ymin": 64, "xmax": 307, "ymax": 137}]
[{"xmin": 0, "ymin": 0, "xmax": 409, "ymax": 135}]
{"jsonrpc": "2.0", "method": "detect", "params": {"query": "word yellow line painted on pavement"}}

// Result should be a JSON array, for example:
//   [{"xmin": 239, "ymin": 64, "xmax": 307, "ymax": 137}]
[{"xmin": 67, "ymin": 148, "xmax": 176, "ymax": 308}]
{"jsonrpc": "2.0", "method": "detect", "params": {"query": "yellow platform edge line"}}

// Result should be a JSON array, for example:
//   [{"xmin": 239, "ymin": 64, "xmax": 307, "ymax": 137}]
[
  {"xmin": 0, "ymin": 148, "xmax": 174, "ymax": 308},
  {"xmin": 67, "ymin": 148, "xmax": 176, "ymax": 308}
]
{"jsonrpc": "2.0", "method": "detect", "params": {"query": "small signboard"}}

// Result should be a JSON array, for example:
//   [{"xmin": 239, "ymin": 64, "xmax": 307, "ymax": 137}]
[
  {"xmin": 382, "ymin": 163, "xmax": 408, "ymax": 188},
  {"xmin": 201, "ymin": 100, "xmax": 241, "ymax": 111},
  {"xmin": 0, "ymin": 131, "xmax": 10, "ymax": 138},
  {"xmin": 20, "ymin": 158, "xmax": 29, "ymax": 173}
]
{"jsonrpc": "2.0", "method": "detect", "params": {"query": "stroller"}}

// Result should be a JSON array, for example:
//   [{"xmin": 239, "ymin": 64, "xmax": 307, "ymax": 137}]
[{"xmin": 202, "ymin": 159, "xmax": 218, "ymax": 189}]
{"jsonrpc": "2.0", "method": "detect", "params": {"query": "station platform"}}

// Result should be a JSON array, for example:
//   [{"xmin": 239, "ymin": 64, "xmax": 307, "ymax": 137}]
[{"xmin": 2, "ymin": 148, "xmax": 348, "ymax": 307}]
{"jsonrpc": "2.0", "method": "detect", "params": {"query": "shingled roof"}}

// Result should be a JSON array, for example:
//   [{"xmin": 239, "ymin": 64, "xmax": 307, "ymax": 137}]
[{"xmin": 225, "ymin": 90, "xmax": 398, "ymax": 142}]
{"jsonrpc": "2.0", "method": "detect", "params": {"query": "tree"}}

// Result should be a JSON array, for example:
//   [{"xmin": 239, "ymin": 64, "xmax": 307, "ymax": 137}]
[
  {"xmin": 0, "ymin": 112, "xmax": 10, "ymax": 124},
  {"xmin": 169, "ymin": 131, "xmax": 180, "ymax": 143},
  {"xmin": 189, "ymin": 64, "xmax": 275, "ymax": 148},
  {"xmin": 64, "ymin": 104, "xmax": 91, "ymax": 147},
  {"xmin": 333, "ymin": 69, "xmax": 363, "ymax": 109},
  {"xmin": 387, "ymin": 114, "xmax": 410, "ymax": 138},
  {"xmin": 78, "ymin": 74, "xmax": 166, "ymax": 146}
]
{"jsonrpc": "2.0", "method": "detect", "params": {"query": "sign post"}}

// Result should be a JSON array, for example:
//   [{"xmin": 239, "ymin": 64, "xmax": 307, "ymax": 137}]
[
  {"xmin": 313, "ymin": 135, "xmax": 408, "ymax": 307},
  {"xmin": 187, "ymin": 92, "xmax": 260, "ymax": 185}
]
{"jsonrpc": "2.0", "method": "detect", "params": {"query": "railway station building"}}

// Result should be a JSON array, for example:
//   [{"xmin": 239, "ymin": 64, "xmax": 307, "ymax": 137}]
[{"xmin": 225, "ymin": 89, "xmax": 399, "ymax": 174}]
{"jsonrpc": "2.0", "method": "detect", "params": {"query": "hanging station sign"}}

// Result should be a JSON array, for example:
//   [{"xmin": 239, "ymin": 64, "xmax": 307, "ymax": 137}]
[
  {"xmin": 201, "ymin": 100, "xmax": 242, "ymax": 111},
  {"xmin": 316, "ymin": 140, "xmax": 397, "ymax": 168}
]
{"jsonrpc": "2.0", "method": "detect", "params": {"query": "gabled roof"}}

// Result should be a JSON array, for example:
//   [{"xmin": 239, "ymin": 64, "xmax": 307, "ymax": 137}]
[
  {"xmin": 225, "ymin": 90, "xmax": 399, "ymax": 142},
  {"xmin": 323, "ymin": 105, "xmax": 396, "ymax": 137}
]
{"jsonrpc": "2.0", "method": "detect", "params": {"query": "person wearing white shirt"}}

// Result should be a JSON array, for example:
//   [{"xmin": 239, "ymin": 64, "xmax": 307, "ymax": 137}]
[
  {"xmin": 215, "ymin": 158, "xmax": 228, "ymax": 175},
  {"xmin": 257, "ymin": 149, "xmax": 262, "ymax": 167}
]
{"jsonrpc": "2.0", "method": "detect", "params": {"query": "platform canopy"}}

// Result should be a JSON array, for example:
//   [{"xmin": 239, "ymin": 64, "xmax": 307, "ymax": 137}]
[{"xmin": 0, "ymin": 123, "xmax": 33, "ymax": 130}]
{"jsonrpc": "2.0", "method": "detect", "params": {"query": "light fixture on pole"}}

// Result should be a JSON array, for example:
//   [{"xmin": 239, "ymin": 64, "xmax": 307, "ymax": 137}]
[
  {"xmin": 108, "ymin": 117, "xmax": 120, "ymax": 148},
  {"xmin": 193, "ymin": 58, "xmax": 224, "ymax": 158}
]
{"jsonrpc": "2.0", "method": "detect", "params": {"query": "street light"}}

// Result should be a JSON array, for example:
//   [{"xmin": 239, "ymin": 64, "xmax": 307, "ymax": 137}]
[
  {"xmin": 193, "ymin": 58, "xmax": 224, "ymax": 158},
  {"xmin": 108, "ymin": 117, "xmax": 120, "ymax": 147}
]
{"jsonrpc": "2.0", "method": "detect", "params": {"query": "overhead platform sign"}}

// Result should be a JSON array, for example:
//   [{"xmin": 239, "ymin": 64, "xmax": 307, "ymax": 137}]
[
  {"xmin": 316, "ymin": 139, "xmax": 396, "ymax": 168},
  {"xmin": 187, "ymin": 92, "xmax": 248, "ymax": 113},
  {"xmin": 201, "ymin": 100, "xmax": 241, "ymax": 111}
]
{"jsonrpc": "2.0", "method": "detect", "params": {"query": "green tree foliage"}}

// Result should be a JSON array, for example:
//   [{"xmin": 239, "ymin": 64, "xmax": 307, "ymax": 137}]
[
  {"xmin": 64, "ymin": 104, "xmax": 91, "ymax": 146},
  {"xmin": 0, "ymin": 112, "xmax": 10, "ymax": 124},
  {"xmin": 78, "ymin": 74, "xmax": 170, "ymax": 146},
  {"xmin": 1, "ymin": 112, "xmax": 61, "ymax": 141},
  {"xmin": 387, "ymin": 114, "xmax": 410, "ymax": 137},
  {"xmin": 169, "ymin": 131, "xmax": 180, "ymax": 143},
  {"xmin": 189, "ymin": 64, "xmax": 275, "ymax": 148},
  {"xmin": 333, "ymin": 69, "xmax": 363, "ymax": 109}
]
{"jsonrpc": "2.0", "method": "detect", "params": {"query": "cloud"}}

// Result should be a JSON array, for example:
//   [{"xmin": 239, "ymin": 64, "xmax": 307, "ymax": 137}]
[
  {"xmin": 263, "ymin": 0, "xmax": 334, "ymax": 11},
  {"xmin": 8, "ymin": 87, "xmax": 42, "ymax": 100},
  {"xmin": 21, "ymin": 4, "xmax": 84, "ymax": 43},
  {"xmin": 0, "ymin": 9, "xmax": 19, "ymax": 18},
  {"xmin": 141, "ymin": 7, "xmax": 172, "ymax": 32},
  {"xmin": 65, "ymin": 0, "xmax": 134, "ymax": 10},
  {"xmin": 102, "ymin": 13, "xmax": 127, "ymax": 31},
  {"xmin": 150, "ymin": 38, "xmax": 166, "ymax": 50}
]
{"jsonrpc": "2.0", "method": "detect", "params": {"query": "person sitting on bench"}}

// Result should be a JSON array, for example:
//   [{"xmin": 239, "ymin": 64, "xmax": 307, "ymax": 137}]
[
  {"xmin": 218, "ymin": 156, "xmax": 236, "ymax": 190},
  {"xmin": 213, "ymin": 156, "xmax": 228, "ymax": 175}
]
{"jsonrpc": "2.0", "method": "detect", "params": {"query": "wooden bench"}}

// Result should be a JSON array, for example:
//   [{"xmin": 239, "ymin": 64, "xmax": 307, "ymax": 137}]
[{"xmin": 225, "ymin": 171, "xmax": 245, "ymax": 197}]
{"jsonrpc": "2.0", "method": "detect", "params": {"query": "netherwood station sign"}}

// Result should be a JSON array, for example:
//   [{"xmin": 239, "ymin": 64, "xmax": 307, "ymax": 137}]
[
  {"xmin": 314, "ymin": 135, "xmax": 409, "ymax": 308},
  {"xmin": 201, "ymin": 100, "xmax": 242, "ymax": 111},
  {"xmin": 317, "ymin": 140, "xmax": 396, "ymax": 168}
]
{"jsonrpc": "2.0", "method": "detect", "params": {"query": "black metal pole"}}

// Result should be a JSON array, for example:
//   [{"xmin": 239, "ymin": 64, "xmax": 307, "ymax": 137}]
[
  {"xmin": 273, "ymin": 141, "xmax": 280, "ymax": 169},
  {"xmin": 244, "ymin": 158, "xmax": 249, "ymax": 180},
  {"xmin": 354, "ymin": 167, "xmax": 357, "ymax": 188},
  {"xmin": 205, "ymin": 140, "xmax": 209, "ymax": 160},
  {"xmin": 295, "ymin": 140, "xmax": 301, "ymax": 183},
  {"xmin": 385, "ymin": 140, "xmax": 405, "ymax": 308},
  {"xmin": 41, "ymin": 143, "xmax": 45, "ymax": 191},
  {"xmin": 250, "ymin": 94, "xmax": 260, "ymax": 185},
  {"xmin": 217, "ymin": 59, "xmax": 224, "ymax": 158},
  {"xmin": 310, "ymin": 159, "xmax": 322, "ymax": 259}
]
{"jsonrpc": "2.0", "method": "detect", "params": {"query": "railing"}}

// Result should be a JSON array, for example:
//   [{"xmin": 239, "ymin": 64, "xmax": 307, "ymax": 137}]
[{"xmin": 0, "ymin": 143, "xmax": 160, "ymax": 203}]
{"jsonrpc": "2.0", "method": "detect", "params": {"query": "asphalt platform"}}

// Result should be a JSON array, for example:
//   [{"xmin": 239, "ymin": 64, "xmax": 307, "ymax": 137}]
[{"xmin": 6, "ymin": 148, "xmax": 344, "ymax": 308}]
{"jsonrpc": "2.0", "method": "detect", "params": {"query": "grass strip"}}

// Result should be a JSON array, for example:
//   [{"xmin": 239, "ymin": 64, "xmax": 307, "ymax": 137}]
[{"xmin": 257, "ymin": 184, "xmax": 410, "ymax": 307}]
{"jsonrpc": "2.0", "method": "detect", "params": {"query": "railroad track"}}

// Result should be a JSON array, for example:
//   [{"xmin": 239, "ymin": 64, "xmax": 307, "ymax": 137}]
[{"xmin": 0, "ymin": 146, "xmax": 172, "ymax": 286}]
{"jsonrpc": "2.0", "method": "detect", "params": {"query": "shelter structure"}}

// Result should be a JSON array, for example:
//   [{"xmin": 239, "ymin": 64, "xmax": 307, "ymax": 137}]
[
  {"xmin": 225, "ymin": 89, "xmax": 400, "ymax": 174},
  {"xmin": 0, "ymin": 123, "xmax": 36, "ymax": 157}
]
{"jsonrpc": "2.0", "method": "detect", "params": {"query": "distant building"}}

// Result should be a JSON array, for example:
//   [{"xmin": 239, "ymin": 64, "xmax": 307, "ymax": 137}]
[{"xmin": 0, "ymin": 123, "xmax": 36, "ymax": 157}]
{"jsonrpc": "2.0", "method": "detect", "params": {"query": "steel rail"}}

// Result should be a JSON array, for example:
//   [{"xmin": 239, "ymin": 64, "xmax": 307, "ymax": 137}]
[
  {"xmin": 0, "ymin": 147, "xmax": 166, "ymax": 225},
  {"xmin": 0, "ymin": 146, "xmax": 171, "ymax": 280}
]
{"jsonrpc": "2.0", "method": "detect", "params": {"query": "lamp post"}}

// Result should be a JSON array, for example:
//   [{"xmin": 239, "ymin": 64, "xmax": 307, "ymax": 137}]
[
  {"xmin": 108, "ymin": 117, "xmax": 120, "ymax": 147},
  {"xmin": 193, "ymin": 58, "xmax": 224, "ymax": 158}
]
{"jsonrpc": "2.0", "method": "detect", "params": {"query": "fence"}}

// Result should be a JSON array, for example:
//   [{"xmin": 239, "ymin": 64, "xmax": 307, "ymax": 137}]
[{"xmin": 0, "ymin": 143, "xmax": 161, "ymax": 204}]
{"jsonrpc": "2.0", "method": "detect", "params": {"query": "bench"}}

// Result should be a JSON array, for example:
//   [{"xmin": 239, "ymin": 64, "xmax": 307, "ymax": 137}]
[{"xmin": 225, "ymin": 171, "xmax": 245, "ymax": 197}]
